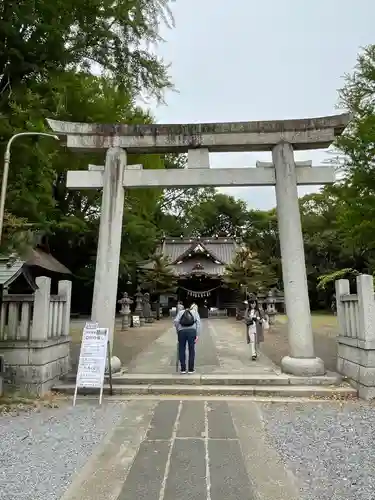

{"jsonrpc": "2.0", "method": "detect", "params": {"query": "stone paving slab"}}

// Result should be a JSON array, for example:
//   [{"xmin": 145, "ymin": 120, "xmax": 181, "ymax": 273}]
[
  {"xmin": 117, "ymin": 440, "xmax": 170, "ymax": 500},
  {"xmin": 177, "ymin": 401, "xmax": 205, "ymax": 438},
  {"xmin": 164, "ymin": 439, "xmax": 206, "ymax": 500},
  {"xmin": 207, "ymin": 401, "xmax": 237, "ymax": 439},
  {"xmin": 209, "ymin": 439, "xmax": 254, "ymax": 499},
  {"xmin": 146, "ymin": 400, "xmax": 179, "ymax": 440}
]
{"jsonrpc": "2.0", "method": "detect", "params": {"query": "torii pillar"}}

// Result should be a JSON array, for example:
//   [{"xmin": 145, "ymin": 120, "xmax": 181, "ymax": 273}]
[
  {"xmin": 91, "ymin": 147, "xmax": 126, "ymax": 349},
  {"xmin": 47, "ymin": 113, "xmax": 350, "ymax": 375}
]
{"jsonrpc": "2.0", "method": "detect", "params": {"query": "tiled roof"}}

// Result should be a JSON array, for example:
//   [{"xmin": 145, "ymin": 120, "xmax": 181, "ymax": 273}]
[
  {"xmin": 0, "ymin": 249, "xmax": 71, "ymax": 287},
  {"xmin": 160, "ymin": 237, "xmax": 237, "ymax": 265},
  {"xmin": 171, "ymin": 257, "xmax": 226, "ymax": 277},
  {"xmin": 0, "ymin": 257, "xmax": 24, "ymax": 286}
]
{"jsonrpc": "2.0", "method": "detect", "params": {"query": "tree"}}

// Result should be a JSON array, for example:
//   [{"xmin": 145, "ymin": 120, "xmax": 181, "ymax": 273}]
[
  {"xmin": 224, "ymin": 248, "xmax": 277, "ymax": 296},
  {"xmin": 0, "ymin": 71, "xmax": 170, "ymax": 312},
  {"xmin": 0, "ymin": 0, "xmax": 173, "ymax": 106},
  {"xmin": 242, "ymin": 209, "xmax": 282, "ymax": 288},
  {"xmin": 154, "ymin": 154, "xmax": 216, "ymax": 236},
  {"xmin": 139, "ymin": 254, "xmax": 177, "ymax": 319},
  {"xmin": 185, "ymin": 193, "xmax": 248, "ymax": 237},
  {"xmin": 334, "ymin": 44, "xmax": 375, "ymax": 260}
]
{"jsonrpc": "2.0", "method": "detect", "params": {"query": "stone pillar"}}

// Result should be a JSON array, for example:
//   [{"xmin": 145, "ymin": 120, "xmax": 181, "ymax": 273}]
[
  {"xmin": 335, "ymin": 279, "xmax": 350, "ymax": 339},
  {"xmin": 58, "ymin": 280, "xmax": 72, "ymax": 337},
  {"xmin": 357, "ymin": 274, "xmax": 375, "ymax": 343},
  {"xmin": 31, "ymin": 277, "xmax": 51, "ymax": 341},
  {"xmin": 273, "ymin": 142, "xmax": 325, "ymax": 376},
  {"xmin": 91, "ymin": 147, "xmax": 126, "ymax": 352}
]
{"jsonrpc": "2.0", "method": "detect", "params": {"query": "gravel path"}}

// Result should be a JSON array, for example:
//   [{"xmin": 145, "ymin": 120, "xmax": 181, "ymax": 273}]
[
  {"xmin": 261, "ymin": 402, "xmax": 375, "ymax": 500},
  {"xmin": 0, "ymin": 401, "xmax": 126, "ymax": 500}
]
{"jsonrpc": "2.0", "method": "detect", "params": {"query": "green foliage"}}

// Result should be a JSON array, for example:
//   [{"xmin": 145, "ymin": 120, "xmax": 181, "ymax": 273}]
[
  {"xmin": 140, "ymin": 254, "xmax": 177, "ymax": 295},
  {"xmin": 224, "ymin": 248, "xmax": 277, "ymax": 294},
  {"xmin": 0, "ymin": 0, "xmax": 173, "ymax": 103},
  {"xmin": 184, "ymin": 193, "xmax": 248, "ymax": 237},
  {"xmin": 334, "ymin": 44, "xmax": 375, "ymax": 255},
  {"xmin": 3, "ymin": 24, "xmax": 375, "ymax": 316},
  {"xmin": 0, "ymin": 0, "xmax": 174, "ymax": 312},
  {"xmin": 317, "ymin": 269, "xmax": 359, "ymax": 290}
]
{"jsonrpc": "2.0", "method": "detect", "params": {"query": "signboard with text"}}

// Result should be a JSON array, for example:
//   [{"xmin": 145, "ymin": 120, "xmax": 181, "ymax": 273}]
[
  {"xmin": 73, "ymin": 322, "xmax": 109, "ymax": 405},
  {"xmin": 133, "ymin": 315, "xmax": 140, "ymax": 327}
]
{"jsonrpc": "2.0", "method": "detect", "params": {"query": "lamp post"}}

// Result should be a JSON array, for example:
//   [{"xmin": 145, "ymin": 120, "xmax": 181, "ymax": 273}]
[{"xmin": 0, "ymin": 132, "xmax": 59, "ymax": 244}]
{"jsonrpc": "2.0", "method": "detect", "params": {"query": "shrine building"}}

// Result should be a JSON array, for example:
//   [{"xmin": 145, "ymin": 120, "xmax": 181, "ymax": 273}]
[{"xmin": 157, "ymin": 236, "xmax": 239, "ymax": 317}]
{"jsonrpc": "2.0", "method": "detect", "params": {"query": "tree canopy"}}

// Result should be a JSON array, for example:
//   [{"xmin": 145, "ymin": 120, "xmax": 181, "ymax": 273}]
[{"xmin": 1, "ymin": 7, "xmax": 375, "ymax": 315}]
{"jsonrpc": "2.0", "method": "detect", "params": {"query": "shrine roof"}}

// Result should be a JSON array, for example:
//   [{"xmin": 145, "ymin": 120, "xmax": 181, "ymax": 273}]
[
  {"xmin": 160, "ymin": 237, "xmax": 237, "ymax": 266},
  {"xmin": 168, "ymin": 256, "xmax": 225, "ymax": 277}
]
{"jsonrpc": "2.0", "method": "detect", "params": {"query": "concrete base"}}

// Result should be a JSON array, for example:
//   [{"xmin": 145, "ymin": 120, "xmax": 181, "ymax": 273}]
[
  {"xmin": 281, "ymin": 356, "xmax": 325, "ymax": 376},
  {"xmin": 0, "ymin": 337, "xmax": 70, "ymax": 395},
  {"xmin": 337, "ymin": 337, "xmax": 375, "ymax": 400},
  {"xmin": 53, "ymin": 382, "xmax": 356, "ymax": 398},
  {"xmin": 62, "ymin": 371, "xmax": 343, "ymax": 386},
  {"xmin": 105, "ymin": 356, "xmax": 121, "ymax": 374}
]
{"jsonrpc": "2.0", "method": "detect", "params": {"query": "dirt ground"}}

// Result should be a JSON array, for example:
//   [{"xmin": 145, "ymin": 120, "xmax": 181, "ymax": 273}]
[
  {"xmin": 261, "ymin": 314, "xmax": 339, "ymax": 372},
  {"xmin": 69, "ymin": 318, "xmax": 172, "ymax": 372}
]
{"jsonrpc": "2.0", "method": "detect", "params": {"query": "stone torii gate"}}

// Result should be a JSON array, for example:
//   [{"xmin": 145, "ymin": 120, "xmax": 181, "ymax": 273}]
[{"xmin": 47, "ymin": 113, "xmax": 350, "ymax": 376}]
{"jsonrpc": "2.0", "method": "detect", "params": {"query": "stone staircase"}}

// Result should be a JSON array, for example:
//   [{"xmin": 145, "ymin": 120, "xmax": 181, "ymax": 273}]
[{"xmin": 53, "ymin": 372, "xmax": 357, "ymax": 399}]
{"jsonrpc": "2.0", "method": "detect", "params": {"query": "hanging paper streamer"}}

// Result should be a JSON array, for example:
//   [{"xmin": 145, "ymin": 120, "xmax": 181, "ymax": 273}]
[{"xmin": 179, "ymin": 285, "xmax": 221, "ymax": 298}]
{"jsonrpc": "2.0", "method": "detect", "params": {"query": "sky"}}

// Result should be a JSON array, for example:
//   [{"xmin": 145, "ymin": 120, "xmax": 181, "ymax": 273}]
[{"xmin": 150, "ymin": 0, "xmax": 375, "ymax": 210}]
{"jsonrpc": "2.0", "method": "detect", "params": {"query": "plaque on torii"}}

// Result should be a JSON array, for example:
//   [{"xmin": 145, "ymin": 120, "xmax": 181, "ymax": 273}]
[{"xmin": 47, "ymin": 113, "xmax": 350, "ymax": 376}]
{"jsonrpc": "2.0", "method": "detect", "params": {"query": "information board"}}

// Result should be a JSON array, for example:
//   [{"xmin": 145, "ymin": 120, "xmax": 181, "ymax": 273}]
[
  {"xmin": 133, "ymin": 315, "xmax": 140, "ymax": 327},
  {"xmin": 73, "ymin": 322, "xmax": 109, "ymax": 405}
]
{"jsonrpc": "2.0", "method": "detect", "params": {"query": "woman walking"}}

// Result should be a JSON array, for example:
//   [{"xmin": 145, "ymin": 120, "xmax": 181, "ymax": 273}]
[{"xmin": 244, "ymin": 298, "xmax": 264, "ymax": 361}]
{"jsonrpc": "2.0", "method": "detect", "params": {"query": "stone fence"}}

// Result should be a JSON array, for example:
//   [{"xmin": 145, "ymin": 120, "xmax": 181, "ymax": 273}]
[
  {"xmin": 0, "ymin": 276, "xmax": 72, "ymax": 395},
  {"xmin": 335, "ymin": 274, "xmax": 375, "ymax": 399}
]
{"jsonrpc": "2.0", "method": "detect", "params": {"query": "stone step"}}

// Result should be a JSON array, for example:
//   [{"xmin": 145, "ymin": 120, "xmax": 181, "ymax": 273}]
[
  {"xmin": 53, "ymin": 383, "xmax": 357, "ymax": 398},
  {"xmin": 61, "ymin": 372, "xmax": 343, "ymax": 387}
]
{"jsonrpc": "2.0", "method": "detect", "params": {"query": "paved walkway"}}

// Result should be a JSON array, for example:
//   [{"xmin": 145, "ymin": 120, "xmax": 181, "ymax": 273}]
[
  {"xmin": 2, "ymin": 318, "xmax": 370, "ymax": 500},
  {"xmin": 61, "ymin": 320, "xmax": 296, "ymax": 500},
  {"xmin": 61, "ymin": 399, "xmax": 300, "ymax": 500},
  {"xmin": 120, "ymin": 318, "xmax": 279, "ymax": 375}
]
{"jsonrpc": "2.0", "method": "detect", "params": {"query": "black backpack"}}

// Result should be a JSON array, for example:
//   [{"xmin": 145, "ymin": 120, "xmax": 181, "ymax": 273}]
[{"xmin": 179, "ymin": 309, "xmax": 195, "ymax": 327}]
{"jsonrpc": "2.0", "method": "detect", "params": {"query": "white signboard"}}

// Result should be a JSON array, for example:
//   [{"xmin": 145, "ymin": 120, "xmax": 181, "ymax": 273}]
[
  {"xmin": 133, "ymin": 315, "xmax": 140, "ymax": 327},
  {"xmin": 73, "ymin": 322, "xmax": 109, "ymax": 405}
]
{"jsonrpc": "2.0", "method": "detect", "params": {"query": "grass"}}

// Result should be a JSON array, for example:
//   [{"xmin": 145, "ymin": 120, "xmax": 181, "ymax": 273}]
[
  {"xmin": 261, "ymin": 313, "xmax": 339, "ymax": 371},
  {"xmin": 276, "ymin": 313, "xmax": 338, "ymax": 335}
]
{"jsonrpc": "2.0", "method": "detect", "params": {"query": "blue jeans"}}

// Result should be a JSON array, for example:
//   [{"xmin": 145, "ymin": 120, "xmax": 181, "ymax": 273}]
[{"xmin": 177, "ymin": 328, "xmax": 196, "ymax": 372}]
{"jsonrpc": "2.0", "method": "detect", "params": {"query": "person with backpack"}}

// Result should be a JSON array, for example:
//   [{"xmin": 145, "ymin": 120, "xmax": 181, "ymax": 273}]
[{"xmin": 173, "ymin": 302, "xmax": 201, "ymax": 374}]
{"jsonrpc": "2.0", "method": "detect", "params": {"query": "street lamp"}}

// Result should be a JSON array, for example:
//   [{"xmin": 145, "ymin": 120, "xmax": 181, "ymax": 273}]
[{"xmin": 0, "ymin": 132, "xmax": 59, "ymax": 244}]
